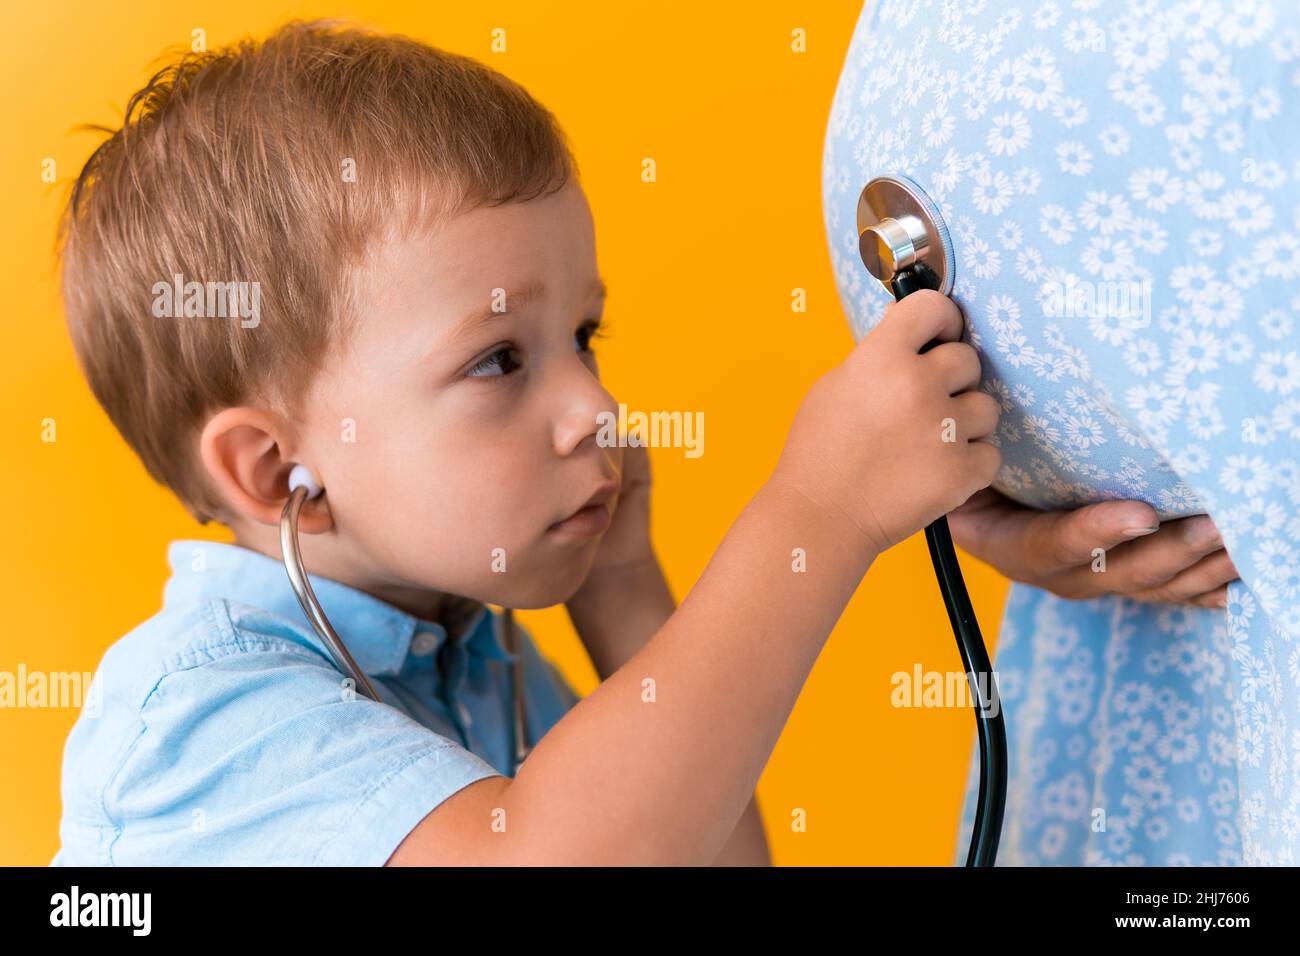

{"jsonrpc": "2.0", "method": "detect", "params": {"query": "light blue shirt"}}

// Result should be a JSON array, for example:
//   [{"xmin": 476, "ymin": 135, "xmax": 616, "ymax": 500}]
[{"xmin": 51, "ymin": 540, "xmax": 580, "ymax": 866}]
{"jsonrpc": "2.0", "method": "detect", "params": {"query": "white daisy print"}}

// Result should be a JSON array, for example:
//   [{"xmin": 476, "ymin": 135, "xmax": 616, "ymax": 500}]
[{"xmin": 820, "ymin": 0, "xmax": 1300, "ymax": 869}]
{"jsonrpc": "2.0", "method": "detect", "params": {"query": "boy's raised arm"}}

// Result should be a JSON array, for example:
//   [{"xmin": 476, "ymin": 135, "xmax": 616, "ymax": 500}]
[{"xmin": 386, "ymin": 291, "xmax": 1001, "ymax": 866}]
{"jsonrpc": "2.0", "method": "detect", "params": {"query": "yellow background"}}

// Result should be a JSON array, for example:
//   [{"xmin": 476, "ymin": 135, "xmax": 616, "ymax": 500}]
[{"xmin": 1, "ymin": 1, "xmax": 1009, "ymax": 865}]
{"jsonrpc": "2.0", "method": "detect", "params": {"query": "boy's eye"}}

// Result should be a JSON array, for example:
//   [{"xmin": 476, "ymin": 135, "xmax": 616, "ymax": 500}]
[
  {"xmin": 465, "ymin": 318, "xmax": 607, "ymax": 379},
  {"xmin": 467, "ymin": 346, "xmax": 521, "ymax": 378},
  {"xmin": 575, "ymin": 317, "xmax": 608, "ymax": 354}
]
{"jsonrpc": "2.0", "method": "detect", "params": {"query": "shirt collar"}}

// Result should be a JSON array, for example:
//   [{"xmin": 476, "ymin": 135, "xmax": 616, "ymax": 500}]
[{"xmin": 162, "ymin": 540, "xmax": 511, "ymax": 676}]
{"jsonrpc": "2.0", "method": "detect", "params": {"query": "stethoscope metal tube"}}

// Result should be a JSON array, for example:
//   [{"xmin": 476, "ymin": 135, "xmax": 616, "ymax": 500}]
[
  {"xmin": 857, "ymin": 174, "xmax": 1008, "ymax": 867},
  {"xmin": 280, "ymin": 484, "xmax": 383, "ymax": 704},
  {"xmin": 278, "ymin": 466, "xmax": 532, "ymax": 775}
]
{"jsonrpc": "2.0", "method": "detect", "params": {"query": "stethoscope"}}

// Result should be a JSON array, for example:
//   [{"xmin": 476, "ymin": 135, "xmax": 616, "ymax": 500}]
[
  {"xmin": 856, "ymin": 174, "xmax": 1008, "ymax": 867},
  {"xmin": 278, "ymin": 463, "xmax": 533, "ymax": 775}
]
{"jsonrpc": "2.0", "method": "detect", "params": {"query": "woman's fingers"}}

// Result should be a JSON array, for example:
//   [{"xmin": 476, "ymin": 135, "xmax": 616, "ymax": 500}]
[
  {"xmin": 948, "ymin": 492, "xmax": 1242, "ymax": 610},
  {"xmin": 948, "ymin": 492, "xmax": 1162, "ymax": 586},
  {"xmin": 1126, "ymin": 548, "xmax": 1240, "ymax": 608},
  {"xmin": 1186, "ymin": 585, "xmax": 1231, "ymax": 611},
  {"xmin": 1043, "ymin": 513, "xmax": 1231, "ymax": 600}
]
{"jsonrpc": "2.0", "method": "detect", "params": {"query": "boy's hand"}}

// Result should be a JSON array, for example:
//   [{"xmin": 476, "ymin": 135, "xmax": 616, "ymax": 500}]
[
  {"xmin": 566, "ymin": 442, "xmax": 675, "ymax": 679},
  {"xmin": 584, "ymin": 442, "xmax": 656, "ymax": 578},
  {"xmin": 770, "ymin": 290, "xmax": 1001, "ymax": 558}
]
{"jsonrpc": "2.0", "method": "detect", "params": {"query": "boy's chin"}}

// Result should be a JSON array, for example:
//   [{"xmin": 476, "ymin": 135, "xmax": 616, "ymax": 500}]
[{"xmin": 471, "ymin": 543, "xmax": 601, "ymax": 610}]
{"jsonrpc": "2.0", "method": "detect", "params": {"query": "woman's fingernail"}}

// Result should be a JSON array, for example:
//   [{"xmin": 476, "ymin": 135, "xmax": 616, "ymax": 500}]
[{"xmin": 1123, "ymin": 526, "xmax": 1160, "ymax": 537}]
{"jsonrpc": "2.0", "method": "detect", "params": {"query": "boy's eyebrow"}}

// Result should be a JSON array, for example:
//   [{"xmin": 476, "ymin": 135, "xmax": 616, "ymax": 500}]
[{"xmin": 445, "ymin": 276, "xmax": 607, "ymax": 349}]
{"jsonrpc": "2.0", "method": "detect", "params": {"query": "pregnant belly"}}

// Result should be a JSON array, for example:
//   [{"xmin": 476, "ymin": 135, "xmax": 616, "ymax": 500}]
[{"xmin": 822, "ymin": 0, "xmax": 1300, "ymax": 521}]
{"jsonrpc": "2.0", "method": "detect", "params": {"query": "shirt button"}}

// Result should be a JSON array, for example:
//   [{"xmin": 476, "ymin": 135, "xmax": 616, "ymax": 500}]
[{"xmin": 411, "ymin": 631, "xmax": 438, "ymax": 656}]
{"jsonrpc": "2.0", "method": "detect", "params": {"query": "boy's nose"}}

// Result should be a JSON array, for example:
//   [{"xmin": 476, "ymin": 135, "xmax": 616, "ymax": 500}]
[{"xmin": 552, "ymin": 384, "xmax": 620, "ymax": 457}]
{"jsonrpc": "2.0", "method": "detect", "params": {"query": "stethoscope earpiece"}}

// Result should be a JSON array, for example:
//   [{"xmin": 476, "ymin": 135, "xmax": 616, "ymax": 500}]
[{"xmin": 287, "ymin": 463, "xmax": 323, "ymax": 500}]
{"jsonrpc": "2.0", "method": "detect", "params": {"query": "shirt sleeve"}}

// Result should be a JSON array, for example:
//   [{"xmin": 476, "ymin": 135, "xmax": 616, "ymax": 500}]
[{"xmin": 102, "ymin": 641, "xmax": 504, "ymax": 866}]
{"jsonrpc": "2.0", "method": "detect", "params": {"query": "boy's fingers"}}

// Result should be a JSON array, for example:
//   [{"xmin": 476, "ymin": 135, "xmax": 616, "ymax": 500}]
[
  {"xmin": 927, "ymin": 341, "xmax": 984, "ymax": 395},
  {"xmin": 952, "ymin": 390, "xmax": 1000, "ymax": 441},
  {"xmin": 876, "ymin": 290, "xmax": 965, "ymax": 354},
  {"xmin": 620, "ymin": 442, "xmax": 651, "ymax": 490}
]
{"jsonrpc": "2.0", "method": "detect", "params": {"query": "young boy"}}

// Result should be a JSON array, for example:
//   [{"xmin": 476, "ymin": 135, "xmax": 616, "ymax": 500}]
[{"xmin": 51, "ymin": 21, "xmax": 1000, "ymax": 866}]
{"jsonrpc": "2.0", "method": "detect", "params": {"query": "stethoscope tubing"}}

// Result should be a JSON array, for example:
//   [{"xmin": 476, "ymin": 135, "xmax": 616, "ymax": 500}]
[
  {"xmin": 923, "ymin": 517, "xmax": 1007, "ymax": 868},
  {"xmin": 280, "ymin": 485, "xmax": 383, "ymax": 703},
  {"xmin": 894, "ymin": 269, "xmax": 1008, "ymax": 867}
]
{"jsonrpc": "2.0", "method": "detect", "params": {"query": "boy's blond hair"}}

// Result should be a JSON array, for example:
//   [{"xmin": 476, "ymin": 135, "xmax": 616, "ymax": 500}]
[{"xmin": 58, "ymin": 19, "xmax": 576, "ymax": 523}]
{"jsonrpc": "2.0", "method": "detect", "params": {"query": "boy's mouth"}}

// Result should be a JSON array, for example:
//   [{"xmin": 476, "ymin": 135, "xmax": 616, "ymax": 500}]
[{"xmin": 548, "ymin": 482, "xmax": 618, "ymax": 539}]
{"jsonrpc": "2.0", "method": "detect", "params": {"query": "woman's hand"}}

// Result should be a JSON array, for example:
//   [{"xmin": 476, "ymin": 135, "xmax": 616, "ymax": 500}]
[{"xmin": 947, "ymin": 488, "xmax": 1239, "ymax": 610}]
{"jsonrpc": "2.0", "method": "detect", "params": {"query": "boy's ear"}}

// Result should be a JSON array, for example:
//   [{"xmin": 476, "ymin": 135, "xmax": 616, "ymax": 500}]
[{"xmin": 198, "ymin": 408, "xmax": 332, "ymax": 533}]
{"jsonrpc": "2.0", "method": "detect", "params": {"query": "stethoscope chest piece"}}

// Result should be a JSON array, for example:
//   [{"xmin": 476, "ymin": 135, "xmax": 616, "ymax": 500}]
[{"xmin": 856, "ymin": 174, "xmax": 955, "ymax": 298}]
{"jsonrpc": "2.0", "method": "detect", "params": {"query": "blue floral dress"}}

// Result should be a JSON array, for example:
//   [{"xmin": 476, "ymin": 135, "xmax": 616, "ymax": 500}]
[{"xmin": 822, "ymin": 0, "xmax": 1300, "ymax": 864}]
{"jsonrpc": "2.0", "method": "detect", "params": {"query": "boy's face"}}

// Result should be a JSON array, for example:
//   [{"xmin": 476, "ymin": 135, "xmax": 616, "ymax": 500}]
[{"xmin": 298, "ymin": 179, "xmax": 622, "ymax": 609}]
